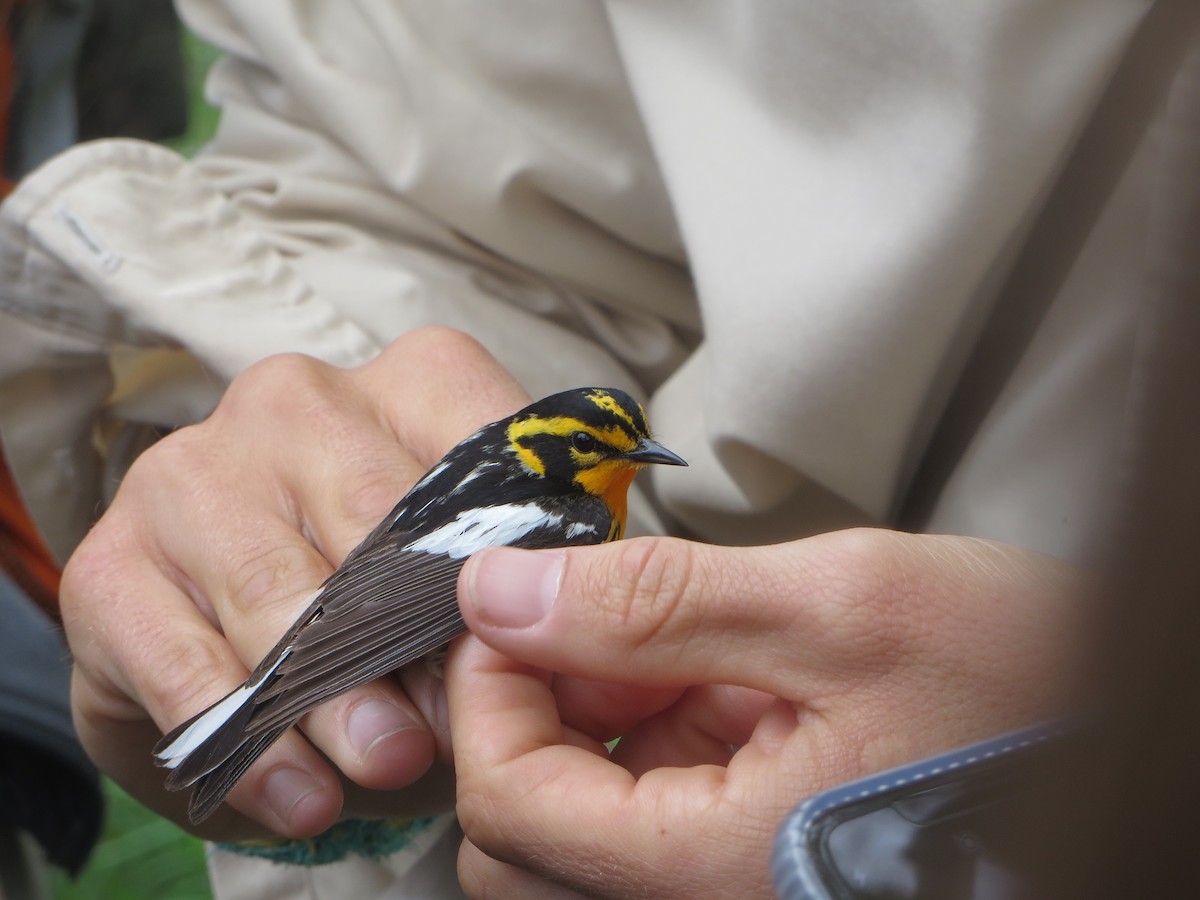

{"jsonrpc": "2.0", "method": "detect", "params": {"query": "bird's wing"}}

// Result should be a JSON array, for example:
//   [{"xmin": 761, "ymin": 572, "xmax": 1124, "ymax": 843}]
[
  {"xmin": 242, "ymin": 497, "xmax": 612, "ymax": 735},
  {"xmin": 247, "ymin": 541, "xmax": 466, "ymax": 732}
]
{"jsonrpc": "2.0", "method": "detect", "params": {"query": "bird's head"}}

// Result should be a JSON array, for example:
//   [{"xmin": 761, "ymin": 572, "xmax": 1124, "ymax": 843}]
[{"xmin": 505, "ymin": 387, "xmax": 686, "ymax": 531}]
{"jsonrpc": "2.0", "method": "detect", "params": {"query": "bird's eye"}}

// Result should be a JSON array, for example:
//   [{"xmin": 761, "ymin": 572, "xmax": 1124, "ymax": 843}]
[{"xmin": 570, "ymin": 431, "xmax": 598, "ymax": 454}]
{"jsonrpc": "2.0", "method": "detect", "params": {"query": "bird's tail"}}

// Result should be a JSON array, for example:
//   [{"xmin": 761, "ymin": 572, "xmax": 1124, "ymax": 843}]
[
  {"xmin": 184, "ymin": 724, "xmax": 292, "ymax": 824},
  {"xmin": 153, "ymin": 655, "xmax": 292, "ymax": 823}
]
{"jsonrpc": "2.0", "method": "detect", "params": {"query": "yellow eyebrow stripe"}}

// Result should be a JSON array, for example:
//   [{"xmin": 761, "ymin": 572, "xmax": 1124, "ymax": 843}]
[
  {"xmin": 586, "ymin": 390, "xmax": 643, "ymax": 433},
  {"xmin": 507, "ymin": 416, "xmax": 638, "ymax": 453},
  {"xmin": 511, "ymin": 440, "xmax": 545, "ymax": 476}
]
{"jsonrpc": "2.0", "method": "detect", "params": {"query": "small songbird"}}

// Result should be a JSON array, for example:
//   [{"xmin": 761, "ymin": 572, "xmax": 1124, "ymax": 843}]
[{"xmin": 154, "ymin": 387, "xmax": 686, "ymax": 823}]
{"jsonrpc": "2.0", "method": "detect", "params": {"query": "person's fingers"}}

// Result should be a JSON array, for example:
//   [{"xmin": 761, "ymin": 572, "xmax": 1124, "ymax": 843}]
[
  {"xmin": 113, "ymin": 425, "xmax": 437, "ymax": 797},
  {"xmin": 538, "ymin": 678, "xmax": 771, "ymax": 775},
  {"xmin": 68, "ymin": 674, "xmax": 291, "ymax": 842},
  {"xmin": 61, "ymin": 538, "xmax": 344, "ymax": 839},
  {"xmin": 450, "ymin": 530, "xmax": 1085, "ymax": 896},
  {"xmin": 155, "ymin": 507, "xmax": 437, "ymax": 794},
  {"xmin": 608, "ymin": 684, "xmax": 775, "ymax": 776},
  {"xmin": 189, "ymin": 334, "xmax": 528, "ymax": 571},
  {"xmin": 458, "ymin": 533, "xmax": 861, "ymax": 697},
  {"xmin": 459, "ymin": 529, "xmax": 1081, "ymax": 718},
  {"xmin": 398, "ymin": 663, "xmax": 453, "ymax": 762},
  {"xmin": 122, "ymin": 340, "xmax": 519, "ymax": 796},
  {"xmin": 165, "ymin": 333, "xmax": 528, "ymax": 785},
  {"xmin": 58, "ymin": 330, "xmax": 535, "ymax": 839},
  {"xmin": 548, "ymin": 677, "xmax": 684, "ymax": 742},
  {"xmin": 447, "ymin": 638, "xmax": 780, "ymax": 898},
  {"xmin": 448, "ymin": 640, "xmax": 657, "ymax": 893}
]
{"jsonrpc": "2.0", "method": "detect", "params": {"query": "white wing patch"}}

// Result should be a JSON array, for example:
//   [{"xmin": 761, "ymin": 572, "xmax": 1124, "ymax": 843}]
[
  {"xmin": 565, "ymin": 522, "xmax": 597, "ymax": 539},
  {"xmin": 405, "ymin": 503, "xmax": 562, "ymax": 559},
  {"xmin": 154, "ymin": 649, "xmax": 291, "ymax": 771}
]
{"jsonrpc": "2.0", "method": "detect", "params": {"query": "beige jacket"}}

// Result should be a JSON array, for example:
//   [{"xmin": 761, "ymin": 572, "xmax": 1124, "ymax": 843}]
[
  {"xmin": 1, "ymin": 0, "xmax": 1185, "ymax": 563},
  {"xmin": 0, "ymin": 0, "xmax": 1192, "ymax": 894}
]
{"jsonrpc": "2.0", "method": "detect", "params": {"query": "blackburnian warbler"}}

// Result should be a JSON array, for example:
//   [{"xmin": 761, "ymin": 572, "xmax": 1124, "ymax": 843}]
[{"xmin": 154, "ymin": 387, "xmax": 685, "ymax": 823}]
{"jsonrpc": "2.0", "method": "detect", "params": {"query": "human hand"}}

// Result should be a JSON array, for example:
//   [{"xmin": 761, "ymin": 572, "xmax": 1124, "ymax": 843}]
[
  {"xmin": 60, "ymin": 327, "xmax": 529, "ymax": 840},
  {"xmin": 448, "ymin": 529, "xmax": 1084, "ymax": 898}
]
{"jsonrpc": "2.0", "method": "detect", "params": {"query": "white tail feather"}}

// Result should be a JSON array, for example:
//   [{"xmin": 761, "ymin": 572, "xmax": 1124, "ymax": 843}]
[{"xmin": 154, "ymin": 650, "xmax": 290, "ymax": 770}]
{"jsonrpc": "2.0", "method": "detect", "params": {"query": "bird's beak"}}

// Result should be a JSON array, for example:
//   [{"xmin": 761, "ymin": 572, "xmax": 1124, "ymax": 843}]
[{"xmin": 624, "ymin": 438, "xmax": 688, "ymax": 467}]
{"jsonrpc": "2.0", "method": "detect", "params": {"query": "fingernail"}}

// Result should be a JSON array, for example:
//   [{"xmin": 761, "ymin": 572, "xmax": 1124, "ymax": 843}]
[
  {"xmin": 264, "ymin": 767, "xmax": 321, "ymax": 825},
  {"xmin": 468, "ymin": 547, "xmax": 563, "ymax": 628},
  {"xmin": 348, "ymin": 698, "xmax": 423, "ymax": 758}
]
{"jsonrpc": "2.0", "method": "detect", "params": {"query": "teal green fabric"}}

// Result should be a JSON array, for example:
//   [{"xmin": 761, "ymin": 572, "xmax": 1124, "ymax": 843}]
[{"xmin": 215, "ymin": 817, "xmax": 440, "ymax": 866}]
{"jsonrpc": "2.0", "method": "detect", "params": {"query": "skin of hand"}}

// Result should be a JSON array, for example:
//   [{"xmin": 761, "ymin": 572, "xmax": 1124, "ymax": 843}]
[
  {"xmin": 59, "ymin": 327, "xmax": 530, "ymax": 840},
  {"xmin": 447, "ymin": 529, "xmax": 1086, "ymax": 898}
]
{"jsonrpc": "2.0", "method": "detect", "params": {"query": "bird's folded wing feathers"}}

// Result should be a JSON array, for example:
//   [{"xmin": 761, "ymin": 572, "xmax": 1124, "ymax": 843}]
[{"xmin": 247, "ymin": 545, "xmax": 467, "ymax": 731}]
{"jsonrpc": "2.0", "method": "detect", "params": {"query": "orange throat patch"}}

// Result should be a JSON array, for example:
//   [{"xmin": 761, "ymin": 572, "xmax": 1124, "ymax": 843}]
[{"xmin": 575, "ymin": 461, "xmax": 639, "ymax": 542}]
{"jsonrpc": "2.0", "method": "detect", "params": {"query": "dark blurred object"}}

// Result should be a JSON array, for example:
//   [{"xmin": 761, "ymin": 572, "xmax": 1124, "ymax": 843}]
[
  {"xmin": 1025, "ymin": 25, "xmax": 1200, "ymax": 900},
  {"xmin": 3, "ymin": 0, "xmax": 89, "ymax": 180},
  {"xmin": 3, "ymin": 0, "xmax": 185, "ymax": 182},
  {"xmin": 0, "ymin": 0, "xmax": 15, "ymax": 193},
  {"xmin": 0, "ymin": 571, "xmax": 104, "ymax": 878},
  {"xmin": 75, "ymin": 0, "xmax": 186, "ymax": 142},
  {"xmin": 773, "ymin": 724, "xmax": 1072, "ymax": 900}
]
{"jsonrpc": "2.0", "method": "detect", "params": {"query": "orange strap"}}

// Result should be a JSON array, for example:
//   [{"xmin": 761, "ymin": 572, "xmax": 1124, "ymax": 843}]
[
  {"xmin": 0, "ymin": 5, "xmax": 59, "ymax": 612},
  {"xmin": 0, "ymin": 461, "xmax": 62, "ymax": 613}
]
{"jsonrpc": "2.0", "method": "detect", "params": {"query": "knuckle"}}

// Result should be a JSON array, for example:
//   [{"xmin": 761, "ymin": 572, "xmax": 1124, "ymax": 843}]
[
  {"xmin": 69, "ymin": 673, "xmax": 157, "ymax": 773},
  {"xmin": 121, "ymin": 423, "xmax": 210, "ymax": 496},
  {"xmin": 804, "ymin": 527, "xmax": 929, "ymax": 672},
  {"xmin": 384, "ymin": 326, "xmax": 490, "ymax": 373},
  {"xmin": 59, "ymin": 524, "xmax": 119, "ymax": 619},
  {"xmin": 335, "ymin": 463, "xmax": 410, "ymax": 535},
  {"xmin": 224, "ymin": 539, "xmax": 323, "ymax": 620},
  {"xmin": 218, "ymin": 352, "xmax": 335, "ymax": 422},
  {"xmin": 59, "ymin": 572, "xmax": 109, "ymax": 665},
  {"xmin": 109, "ymin": 426, "xmax": 228, "ymax": 545},
  {"xmin": 368, "ymin": 327, "xmax": 502, "ymax": 402},
  {"xmin": 454, "ymin": 778, "xmax": 503, "ymax": 855},
  {"xmin": 599, "ymin": 537, "xmax": 697, "ymax": 650},
  {"xmin": 221, "ymin": 353, "xmax": 377, "ymax": 466},
  {"xmin": 143, "ymin": 633, "xmax": 240, "ymax": 726},
  {"xmin": 848, "ymin": 529, "xmax": 936, "ymax": 628},
  {"xmin": 359, "ymin": 329, "xmax": 525, "ymax": 464},
  {"xmin": 237, "ymin": 351, "xmax": 326, "ymax": 391},
  {"xmin": 59, "ymin": 514, "xmax": 147, "ymax": 637},
  {"xmin": 69, "ymin": 671, "xmax": 122, "ymax": 737}
]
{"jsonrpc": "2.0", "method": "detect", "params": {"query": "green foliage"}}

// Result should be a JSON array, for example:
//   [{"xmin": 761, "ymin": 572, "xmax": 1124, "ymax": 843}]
[
  {"xmin": 164, "ymin": 28, "xmax": 223, "ymax": 159},
  {"xmin": 52, "ymin": 780, "xmax": 211, "ymax": 900}
]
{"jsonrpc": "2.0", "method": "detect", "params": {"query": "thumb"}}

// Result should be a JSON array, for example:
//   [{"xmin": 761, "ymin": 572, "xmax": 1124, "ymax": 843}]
[{"xmin": 457, "ymin": 534, "xmax": 857, "ymax": 696}]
